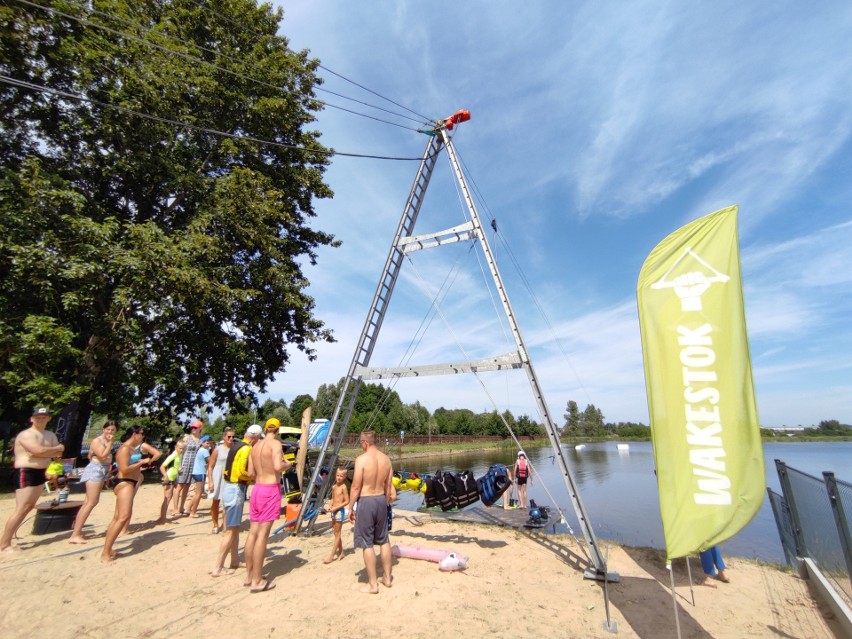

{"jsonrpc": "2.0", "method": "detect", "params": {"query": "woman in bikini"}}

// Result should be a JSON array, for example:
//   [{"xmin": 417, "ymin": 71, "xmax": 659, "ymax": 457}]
[
  {"xmin": 68, "ymin": 420, "xmax": 117, "ymax": 544},
  {"xmin": 101, "ymin": 426, "xmax": 160, "ymax": 562}
]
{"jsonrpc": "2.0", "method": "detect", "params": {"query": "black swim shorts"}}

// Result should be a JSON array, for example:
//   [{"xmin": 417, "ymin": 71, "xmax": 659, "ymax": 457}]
[{"xmin": 13, "ymin": 467, "xmax": 47, "ymax": 489}]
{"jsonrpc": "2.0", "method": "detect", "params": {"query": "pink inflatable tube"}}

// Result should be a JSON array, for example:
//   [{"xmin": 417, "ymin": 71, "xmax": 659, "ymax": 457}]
[{"xmin": 391, "ymin": 544, "xmax": 468, "ymax": 571}]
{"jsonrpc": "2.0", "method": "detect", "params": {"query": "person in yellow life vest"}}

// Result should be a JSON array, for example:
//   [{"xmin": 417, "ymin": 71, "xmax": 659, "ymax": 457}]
[
  {"xmin": 211, "ymin": 424, "xmax": 262, "ymax": 577},
  {"xmin": 45, "ymin": 457, "xmax": 66, "ymax": 492}
]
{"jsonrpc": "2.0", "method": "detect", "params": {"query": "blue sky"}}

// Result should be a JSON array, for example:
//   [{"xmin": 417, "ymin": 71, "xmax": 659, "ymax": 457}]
[{"xmin": 263, "ymin": 1, "xmax": 852, "ymax": 428}]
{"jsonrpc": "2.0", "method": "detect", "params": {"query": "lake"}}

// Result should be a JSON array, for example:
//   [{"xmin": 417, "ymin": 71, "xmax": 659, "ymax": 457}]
[{"xmin": 390, "ymin": 440, "xmax": 852, "ymax": 563}]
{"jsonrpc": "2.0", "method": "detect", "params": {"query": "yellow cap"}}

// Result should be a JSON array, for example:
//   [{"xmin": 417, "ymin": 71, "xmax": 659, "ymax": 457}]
[{"xmin": 265, "ymin": 417, "xmax": 281, "ymax": 432}]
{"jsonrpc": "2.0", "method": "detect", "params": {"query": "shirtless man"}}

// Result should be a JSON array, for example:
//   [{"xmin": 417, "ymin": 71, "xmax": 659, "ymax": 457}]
[
  {"xmin": 349, "ymin": 430, "xmax": 394, "ymax": 593},
  {"xmin": 243, "ymin": 418, "xmax": 291, "ymax": 593},
  {"xmin": 1, "ymin": 407, "xmax": 64, "ymax": 552}
]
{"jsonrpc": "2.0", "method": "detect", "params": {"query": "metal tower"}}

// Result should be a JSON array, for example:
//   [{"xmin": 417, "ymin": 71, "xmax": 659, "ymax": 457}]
[{"xmin": 292, "ymin": 112, "xmax": 609, "ymax": 578}]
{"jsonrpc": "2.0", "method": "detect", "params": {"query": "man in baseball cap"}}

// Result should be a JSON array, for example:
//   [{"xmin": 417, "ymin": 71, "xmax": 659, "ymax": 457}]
[
  {"xmin": 245, "ymin": 417, "xmax": 291, "ymax": 592},
  {"xmin": 2, "ymin": 405, "xmax": 64, "ymax": 551}
]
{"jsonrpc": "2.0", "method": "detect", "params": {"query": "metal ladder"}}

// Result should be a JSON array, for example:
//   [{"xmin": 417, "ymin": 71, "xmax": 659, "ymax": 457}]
[
  {"xmin": 292, "ymin": 116, "xmax": 611, "ymax": 579},
  {"xmin": 291, "ymin": 132, "xmax": 444, "ymax": 533}
]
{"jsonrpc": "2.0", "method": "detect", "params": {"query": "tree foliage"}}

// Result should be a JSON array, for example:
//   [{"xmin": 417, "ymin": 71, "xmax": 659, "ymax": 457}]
[
  {"xmin": 611, "ymin": 422, "xmax": 651, "ymax": 439},
  {"xmin": 288, "ymin": 394, "xmax": 314, "ymax": 425},
  {"xmin": 563, "ymin": 400, "xmax": 580, "ymax": 433},
  {"xmin": 562, "ymin": 400, "xmax": 606, "ymax": 438},
  {"xmin": 800, "ymin": 420, "xmax": 852, "ymax": 437},
  {"xmin": 314, "ymin": 379, "xmax": 344, "ymax": 419},
  {"xmin": 0, "ymin": 0, "xmax": 337, "ymax": 453}
]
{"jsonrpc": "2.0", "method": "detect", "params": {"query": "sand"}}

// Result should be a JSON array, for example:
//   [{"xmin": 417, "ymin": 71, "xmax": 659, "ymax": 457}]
[{"xmin": 0, "ymin": 483, "xmax": 842, "ymax": 639}]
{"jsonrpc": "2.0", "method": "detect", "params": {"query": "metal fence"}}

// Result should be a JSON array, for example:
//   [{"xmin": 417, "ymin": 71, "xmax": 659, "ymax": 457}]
[{"xmin": 770, "ymin": 459, "xmax": 852, "ymax": 606}]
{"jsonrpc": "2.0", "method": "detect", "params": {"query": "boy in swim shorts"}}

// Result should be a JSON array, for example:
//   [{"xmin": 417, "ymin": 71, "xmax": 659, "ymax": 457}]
[{"xmin": 324, "ymin": 468, "xmax": 350, "ymax": 563}]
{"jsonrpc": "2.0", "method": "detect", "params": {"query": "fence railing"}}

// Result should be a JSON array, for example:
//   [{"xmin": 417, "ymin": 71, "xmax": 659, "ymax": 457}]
[
  {"xmin": 338, "ymin": 434, "xmax": 547, "ymax": 447},
  {"xmin": 769, "ymin": 459, "xmax": 852, "ymax": 606}
]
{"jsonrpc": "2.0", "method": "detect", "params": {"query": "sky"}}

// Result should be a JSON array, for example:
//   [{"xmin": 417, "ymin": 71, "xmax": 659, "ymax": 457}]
[{"xmin": 259, "ymin": 1, "xmax": 852, "ymax": 428}]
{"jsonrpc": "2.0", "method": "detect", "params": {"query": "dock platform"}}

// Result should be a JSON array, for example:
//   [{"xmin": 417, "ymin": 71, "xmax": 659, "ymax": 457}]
[{"xmin": 410, "ymin": 504, "xmax": 559, "ymax": 532}]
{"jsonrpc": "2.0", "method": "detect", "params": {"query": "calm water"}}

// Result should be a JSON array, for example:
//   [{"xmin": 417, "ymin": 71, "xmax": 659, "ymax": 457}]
[{"xmin": 392, "ymin": 440, "xmax": 852, "ymax": 563}]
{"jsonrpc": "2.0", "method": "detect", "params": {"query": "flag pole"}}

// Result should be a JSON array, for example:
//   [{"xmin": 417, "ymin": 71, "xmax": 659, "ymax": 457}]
[{"xmin": 667, "ymin": 561, "xmax": 683, "ymax": 639}]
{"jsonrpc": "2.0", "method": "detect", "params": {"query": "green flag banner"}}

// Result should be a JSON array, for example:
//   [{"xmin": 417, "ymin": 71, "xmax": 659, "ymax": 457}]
[{"xmin": 637, "ymin": 205, "xmax": 764, "ymax": 560}]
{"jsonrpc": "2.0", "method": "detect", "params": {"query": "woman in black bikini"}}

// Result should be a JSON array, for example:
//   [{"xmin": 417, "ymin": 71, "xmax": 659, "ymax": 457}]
[{"xmin": 101, "ymin": 427, "xmax": 160, "ymax": 562}]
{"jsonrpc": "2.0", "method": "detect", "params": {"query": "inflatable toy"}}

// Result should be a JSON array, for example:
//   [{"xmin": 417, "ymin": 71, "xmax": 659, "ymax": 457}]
[{"xmin": 391, "ymin": 544, "xmax": 468, "ymax": 571}]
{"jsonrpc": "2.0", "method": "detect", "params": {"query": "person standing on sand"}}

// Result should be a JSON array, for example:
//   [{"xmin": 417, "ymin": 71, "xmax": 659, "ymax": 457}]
[
  {"xmin": 348, "ymin": 430, "xmax": 394, "ymax": 594},
  {"xmin": 101, "ymin": 426, "xmax": 160, "ymax": 562},
  {"xmin": 243, "ymin": 419, "xmax": 291, "ymax": 593},
  {"xmin": 211, "ymin": 424, "xmax": 262, "ymax": 578},
  {"xmin": 206, "ymin": 428, "xmax": 233, "ymax": 533},
  {"xmin": 188, "ymin": 435, "xmax": 212, "ymax": 518},
  {"xmin": 1, "ymin": 407, "xmax": 64, "ymax": 552},
  {"xmin": 157, "ymin": 440, "xmax": 184, "ymax": 523},
  {"xmin": 174, "ymin": 419, "xmax": 204, "ymax": 515},
  {"xmin": 324, "ymin": 468, "xmax": 350, "ymax": 563},
  {"xmin": 697, "ymin": 546, "xmax": 730, "ymax": 586},
  {"xmin": 68, "ymin": 420, "xmax": 118, "ymax": 543}
]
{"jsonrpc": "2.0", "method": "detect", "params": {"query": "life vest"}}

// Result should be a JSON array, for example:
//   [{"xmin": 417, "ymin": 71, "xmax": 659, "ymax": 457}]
[
  {"xmin": 451, "ymin": 470, "xmax": 479, "ymax": 509},
  {"xmin": 223, "ymin": 440, "xmax": 247, "ymax": 483},
  {"xmin": 424, "ymin": 475, "xmax": 438, "ymax": 508},
  {"xmin": 517, "ymin": 458, "xmax": 528, "ymax": 478},
  {"xmin": 476, "ymin": 464, "xmax": 510, "ymax": 507},
  {"xmin": 431, "ymin": 471, "xmax": 457, "ymax": 511}
]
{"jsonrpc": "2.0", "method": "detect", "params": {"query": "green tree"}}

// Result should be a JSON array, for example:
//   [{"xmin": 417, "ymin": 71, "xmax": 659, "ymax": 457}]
[
  {"xmin": 496, "ymin": 410, "xmax": 516, "ymax": 437},
  {"xmin": 116, "ymin": 412, "xmax": 181, "ymax": 448},
  {"xmin": 259, "ymin": 398, "xmax": 290, "ymax": 426},
  {"xmin": 0, "ymin": 1, "xmax": 337, "ymax": 455},
  {"xmin": 613, "ymin": 423, "xmax": 651, "ymax": 439},
  {"xmin": 387, "ymin": 402, "xmax": 428, "ymax": 435},
  {"xmin": 288, "ymin": 394, "xmax": 314, "ymax": 425},
  {"xmin": 581, "ymin": 403, "xmax": 606, "ymax": 437},
  {"xmin": 563, "ymin": 400, "xmax": 580, "ymax": 436},
  {"xmin": 516, "ymin": 414, "xmax": 545, "ymax": 437},
  {"xmin": 801, "ymin": 419, "xmax": 852, "ymax": 437},
  {"xmin": 314, "ymin": 379, "xmax": 343, "ymax": 419},
  {"xmin": 432, "ymin": 407, "xmax": 451, "ymax": 436}
]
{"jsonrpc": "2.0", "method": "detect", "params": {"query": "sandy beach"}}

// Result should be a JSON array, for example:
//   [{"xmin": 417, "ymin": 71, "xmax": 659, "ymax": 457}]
[{"xmin": 0, "ymin": 482, "xmax": 842, "ymax": 639}]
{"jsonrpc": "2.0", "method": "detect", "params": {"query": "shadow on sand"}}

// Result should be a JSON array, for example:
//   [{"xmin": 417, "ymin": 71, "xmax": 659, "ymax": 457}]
[{"xmin": 611, "ymin": 545, "xmax": 714, "ymax": 639}]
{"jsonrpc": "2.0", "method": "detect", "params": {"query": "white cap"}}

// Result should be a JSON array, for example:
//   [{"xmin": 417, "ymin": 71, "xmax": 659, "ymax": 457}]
[
  {"xmin": 246, "ymin": 424, "xmax": 263, "ymax": 436},
  {"xmin": 517, "ymin": 450, "xmax": 526, "ymax": 458}
]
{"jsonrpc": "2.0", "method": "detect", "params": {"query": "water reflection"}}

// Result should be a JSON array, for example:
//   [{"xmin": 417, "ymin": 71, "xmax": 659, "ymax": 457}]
[
  {"xmin": 566, "ymin": 446, "xmax": 610, "ymax": 483},
  {"xmin": 389, "ymin": 440, "xmax": 852, "ymax": 563}
]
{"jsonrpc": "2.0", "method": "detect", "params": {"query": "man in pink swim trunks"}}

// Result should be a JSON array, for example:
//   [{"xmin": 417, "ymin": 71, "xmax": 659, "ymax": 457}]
[{"xmin": 244, "ymin": 418, "xmax": 291, "ymax": 593}]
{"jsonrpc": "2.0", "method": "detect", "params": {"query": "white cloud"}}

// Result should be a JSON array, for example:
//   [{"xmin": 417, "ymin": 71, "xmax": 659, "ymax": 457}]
[{"xmin": 264, "ymin": 0, "xmax": 852, "ymax": 428}]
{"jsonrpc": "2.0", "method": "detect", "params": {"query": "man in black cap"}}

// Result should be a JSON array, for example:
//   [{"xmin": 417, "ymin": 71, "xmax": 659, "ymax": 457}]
[{"xmin": 1, "ymin": 407, "xmax": 64, "ymax": 552}]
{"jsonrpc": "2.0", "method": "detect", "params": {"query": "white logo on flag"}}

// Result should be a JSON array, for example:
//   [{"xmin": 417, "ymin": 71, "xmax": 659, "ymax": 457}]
[{"xmin": 650, "ymin": 247, "xmax": 729, "ymax": 311}]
